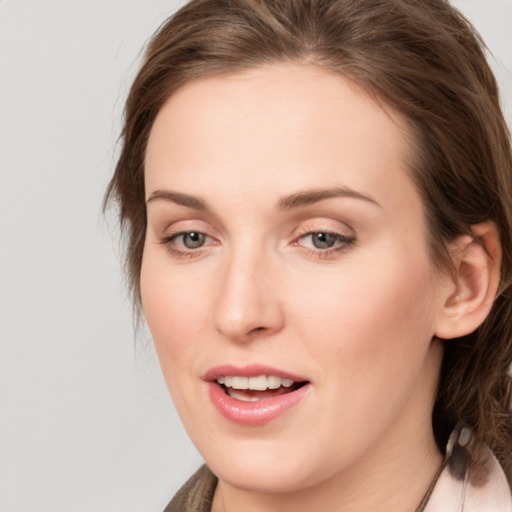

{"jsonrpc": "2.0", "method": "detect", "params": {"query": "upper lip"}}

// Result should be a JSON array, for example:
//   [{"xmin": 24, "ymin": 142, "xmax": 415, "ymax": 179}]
[{"xmin": 203, "ymin": 364, "xmax": 309, "ymax": 383}]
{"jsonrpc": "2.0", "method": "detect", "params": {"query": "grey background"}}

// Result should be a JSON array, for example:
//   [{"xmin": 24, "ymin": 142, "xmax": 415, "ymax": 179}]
[{"xmin": 1, "ymin": 1, "xmax": 511, "ymax": 511}]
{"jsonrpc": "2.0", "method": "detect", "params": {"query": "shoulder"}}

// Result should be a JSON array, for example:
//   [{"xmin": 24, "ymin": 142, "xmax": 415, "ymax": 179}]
[{"xmin": 163, "ymin": 465, "xmax": 217, "ymax": 512}]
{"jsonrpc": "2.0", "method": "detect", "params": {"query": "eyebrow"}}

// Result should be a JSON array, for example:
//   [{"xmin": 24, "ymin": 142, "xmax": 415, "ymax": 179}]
[
  {"xmin": 146, "ymin": 189, "xmax": 209, "ymax": 210},
  {"xmin": 146, "ymin": 186, "xmax": 381, "ymax": 211},
  {"xmin": 278, "ymin": 187, "xmax": 381, "ymax": 210}
]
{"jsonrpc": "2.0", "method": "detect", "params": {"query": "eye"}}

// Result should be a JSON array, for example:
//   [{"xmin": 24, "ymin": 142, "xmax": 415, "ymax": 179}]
[
  {"xmin": 175, "ymin": 231, "xmax": 207, "ymax": 249},
  {"xmin": 308, "ymin": 232, "xmax": 341, "ymax": 249},
  {"xmin": 297, "ymin": 231, "xmax": 355, "ymax": 253},
  {"xmin": 160, "ymin": 230, "xmax": 213, "ymax": 257}
]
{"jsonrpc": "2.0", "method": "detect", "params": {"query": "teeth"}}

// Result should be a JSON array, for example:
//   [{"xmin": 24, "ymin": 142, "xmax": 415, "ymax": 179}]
[
  {"xmin": 232, "ymin": 376, "xmax": 249, "ymax": 389},
  {"xmin": 216, "ymin": 375, "xmax": 296, "ymax": 390},
  {"xmin": 227, "ymin": 390, "xmax": 264, "ymax": 402},
  {"xmin": 267, "ymin": 375, "xmax": 281, "ymax": 389},
  {"xmin": 249, "ymin": 375, "xmax": 267, "ymax": 390}
]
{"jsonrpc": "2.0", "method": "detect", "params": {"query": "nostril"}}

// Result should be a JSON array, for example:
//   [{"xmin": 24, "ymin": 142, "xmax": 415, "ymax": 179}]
[{"xmin": 244, "ymin": 326, "xmax": 268, "ymax": 337}]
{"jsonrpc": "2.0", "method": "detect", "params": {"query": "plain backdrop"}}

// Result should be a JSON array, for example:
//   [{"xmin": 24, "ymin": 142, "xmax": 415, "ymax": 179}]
[{"xmin": 1, "ymin": 1, "xmax": 511, "ymax": 511}]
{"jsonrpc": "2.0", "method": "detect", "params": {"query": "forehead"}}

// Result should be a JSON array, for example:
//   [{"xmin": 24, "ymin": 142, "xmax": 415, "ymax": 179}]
[{"xmin": 144, "ymin": 63, "xmax": 417, "ymax": 215}]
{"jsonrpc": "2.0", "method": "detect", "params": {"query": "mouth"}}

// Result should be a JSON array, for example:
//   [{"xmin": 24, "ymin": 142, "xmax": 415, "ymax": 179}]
[
  {"xmin": 205, "ymin": 365, "xmax": 311, "ymax": 425},
  {"xmin": 216, "ymin": 375, "xmax": 309, "ymax": 402}
]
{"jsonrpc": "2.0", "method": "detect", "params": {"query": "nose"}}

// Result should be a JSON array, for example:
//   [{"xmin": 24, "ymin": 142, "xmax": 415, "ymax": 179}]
[{"xmin": 213, "ymin": 247, "xmax": 285, "ymax": 342}]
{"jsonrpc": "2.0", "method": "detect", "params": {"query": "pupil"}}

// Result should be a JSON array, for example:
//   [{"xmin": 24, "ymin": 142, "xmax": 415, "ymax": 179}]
[
  {"xmin": 184, "ymin": 232, "xmax": 205, "ymax": 249},
  {"xmin": 312, "ymin": 233, "xmax": 337, "ymax": 249}
]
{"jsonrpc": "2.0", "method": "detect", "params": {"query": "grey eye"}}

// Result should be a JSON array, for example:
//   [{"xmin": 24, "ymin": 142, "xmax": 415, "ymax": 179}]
[
  {"xmin": 181, "ymin": 232, "xmax": 206, "ymax": 249},
  {"xmin": 310, "ymin": 232, "xmax": 339, "ymax": 249}
]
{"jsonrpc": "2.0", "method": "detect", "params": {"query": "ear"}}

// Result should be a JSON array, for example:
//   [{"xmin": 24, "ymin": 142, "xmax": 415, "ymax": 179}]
[{"xmin": 435, "ymin": 221, "xmax": 501, "ymax": 340}]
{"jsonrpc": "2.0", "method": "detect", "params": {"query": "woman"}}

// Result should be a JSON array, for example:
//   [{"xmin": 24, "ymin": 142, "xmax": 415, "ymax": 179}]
[{"xmin": 105, "ymin": 0, "xmax": 512, "ymax": 510}]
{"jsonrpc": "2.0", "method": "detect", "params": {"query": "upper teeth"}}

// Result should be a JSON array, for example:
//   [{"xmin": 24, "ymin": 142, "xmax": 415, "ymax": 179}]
[{"xmin": 216, "ymin": 375, "xmax": 295, "ymax": 390}]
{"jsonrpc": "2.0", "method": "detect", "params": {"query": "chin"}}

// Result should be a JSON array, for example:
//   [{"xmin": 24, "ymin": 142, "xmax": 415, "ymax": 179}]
[
  {"xmin": 195, "ymin": 433, "xmax": 331, "ymax": 494},
  {"xmin": 211, "ymin": 457, "xmax": 315, "ymax": 494}
]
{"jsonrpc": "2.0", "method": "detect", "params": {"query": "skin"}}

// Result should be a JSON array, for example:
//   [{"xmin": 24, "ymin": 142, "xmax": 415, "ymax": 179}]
[{"xmin": 141, "ymin": 64, "xmax": 458, "ymax": 511}]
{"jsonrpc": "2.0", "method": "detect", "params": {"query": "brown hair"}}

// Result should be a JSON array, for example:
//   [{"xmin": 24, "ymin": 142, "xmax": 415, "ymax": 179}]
[{"xmin": 105, "ymin": 0, "xmax": 512, "ymax": 478}]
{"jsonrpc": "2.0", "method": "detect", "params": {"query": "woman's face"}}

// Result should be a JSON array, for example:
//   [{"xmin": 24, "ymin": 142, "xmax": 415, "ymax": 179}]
[{"xmin": 142, "ymin": 64, "xmax": 450, "ymax": 493}]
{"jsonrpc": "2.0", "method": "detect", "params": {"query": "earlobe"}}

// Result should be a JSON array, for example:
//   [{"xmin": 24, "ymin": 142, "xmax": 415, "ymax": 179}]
[{"xmin": 435, "ymin": 221, "xmax": 501, "ymax": 340}]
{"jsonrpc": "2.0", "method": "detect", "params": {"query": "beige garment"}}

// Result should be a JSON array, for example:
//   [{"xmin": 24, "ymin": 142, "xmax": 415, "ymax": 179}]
[
  {"xmin": 419, "ymin": 424, "xmax": 512, "ymax": 512},
  {"xmin": 164, "ymin": 425, "xmax": 512, "ymax": 512}
]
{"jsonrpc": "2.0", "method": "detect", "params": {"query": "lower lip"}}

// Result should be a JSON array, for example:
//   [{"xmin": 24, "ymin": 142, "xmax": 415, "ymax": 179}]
[{"xmin": 207, "ymin": 382, "xmax": 310, "ymax": 426}]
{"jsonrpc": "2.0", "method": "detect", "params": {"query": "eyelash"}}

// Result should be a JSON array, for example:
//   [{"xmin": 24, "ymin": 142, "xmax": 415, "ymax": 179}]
[{"xmin": 159, "ymin": 230, "xmax": 356, "ymax": 259}]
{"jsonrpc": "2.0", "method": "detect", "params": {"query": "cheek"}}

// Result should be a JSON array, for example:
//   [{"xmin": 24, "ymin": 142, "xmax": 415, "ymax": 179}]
[
  {"xmin": 140, "ymin": 247, "xmax": 209, "ymax": 366},
  {"xmin": 280, "ymin": 251, "xmax": 442, "ymax": 463},
  {"xmin": 140, "ymin": 251, "xmax": 215, "ymax": 431},
  {"xmin": 289, "ymin": 249, "xmax": 439, "ymax": 387}
]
